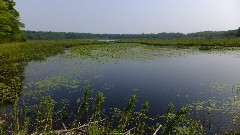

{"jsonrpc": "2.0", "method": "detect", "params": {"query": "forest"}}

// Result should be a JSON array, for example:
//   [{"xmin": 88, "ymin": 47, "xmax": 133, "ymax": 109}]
[{"xmin": 22, "ymin": 29, "xmax": 240, "ymax": 40}]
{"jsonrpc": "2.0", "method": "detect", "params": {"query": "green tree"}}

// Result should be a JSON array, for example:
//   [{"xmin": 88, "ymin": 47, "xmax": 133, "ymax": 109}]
[
  {"xmin": 0, "ymin": 0, "xmax": 24, "ymax": 43},
  {"xmin": 0, "ymin": 0, "xmax": 11, "ymax": 43},
  {"xmin": 236, "ymin": 27, "xmax": 240, "ymax": 37}
]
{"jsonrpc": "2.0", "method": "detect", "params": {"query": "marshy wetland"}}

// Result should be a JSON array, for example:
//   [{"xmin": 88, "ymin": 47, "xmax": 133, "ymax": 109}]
[{"xmin": 1, "ymin": 39, "xmax": 240, "ymax": 134}]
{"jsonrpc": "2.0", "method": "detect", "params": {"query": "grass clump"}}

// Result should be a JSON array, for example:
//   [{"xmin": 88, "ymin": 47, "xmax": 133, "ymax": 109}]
[{"xmin": 162, "ymin": 103, "xmax": 203, "ymax": 134}]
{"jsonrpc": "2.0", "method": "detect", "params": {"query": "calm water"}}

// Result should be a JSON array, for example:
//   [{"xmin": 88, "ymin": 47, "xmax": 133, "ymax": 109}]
[{"xmin": 21, "ymin": 45, "xmax": 240, "ymax": 133}]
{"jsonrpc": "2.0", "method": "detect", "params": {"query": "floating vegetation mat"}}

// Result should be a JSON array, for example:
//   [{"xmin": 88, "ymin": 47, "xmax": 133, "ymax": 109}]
[{"xmin": 70, "ymin": 43, "xmax": 201, "ymax": 63}]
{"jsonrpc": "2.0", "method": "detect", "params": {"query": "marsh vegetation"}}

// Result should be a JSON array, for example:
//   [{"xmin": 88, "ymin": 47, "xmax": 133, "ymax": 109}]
[{"xmin": 1, "ymin": 39, "xmax": 240, "ymax": 134}]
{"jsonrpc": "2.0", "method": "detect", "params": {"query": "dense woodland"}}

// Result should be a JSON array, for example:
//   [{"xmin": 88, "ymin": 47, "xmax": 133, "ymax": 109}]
[{"xmin": 22, "ymin": 29, "xmax": 240, "ymax": 40}]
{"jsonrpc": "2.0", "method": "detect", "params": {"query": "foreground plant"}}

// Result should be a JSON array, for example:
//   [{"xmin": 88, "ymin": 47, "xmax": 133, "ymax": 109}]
[
  {"xmin": 161, "ymin": 104, "xmax": 203, "ymax": 134},
  {"xmin": 0, "ymin": 85, "xmax": 206, "ymax": 135}
]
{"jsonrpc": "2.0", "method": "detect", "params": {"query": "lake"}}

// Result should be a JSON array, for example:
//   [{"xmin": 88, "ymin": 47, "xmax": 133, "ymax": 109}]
[{"xmin": 5, "ymin": 43, "xmax": 240, "ymax": 133}]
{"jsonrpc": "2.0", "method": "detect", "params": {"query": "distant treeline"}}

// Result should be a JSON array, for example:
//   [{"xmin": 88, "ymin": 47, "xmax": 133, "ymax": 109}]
[{"xmin": 23, "ymin": 28, "xmax": 240, "ymax": 40}]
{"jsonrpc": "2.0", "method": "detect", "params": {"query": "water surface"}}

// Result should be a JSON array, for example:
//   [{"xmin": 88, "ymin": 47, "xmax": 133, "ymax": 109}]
[{"xmin": 21, "ymin": 44, "xmax": 240, "ymax": 133}]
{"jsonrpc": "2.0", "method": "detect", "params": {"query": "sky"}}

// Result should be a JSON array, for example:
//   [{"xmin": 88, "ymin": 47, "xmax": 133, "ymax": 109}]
[{"xmin": 15, "ymin": 0, "xmax": 240, "ymax": 34}]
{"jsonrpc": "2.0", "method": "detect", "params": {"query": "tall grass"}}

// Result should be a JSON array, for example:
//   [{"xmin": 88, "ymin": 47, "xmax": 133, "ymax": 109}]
[
  {"xmin": 0, "ymin": 40, "xmax": 108, "ymax": 64},
  {"xmin": 0, "ymin": 85, "xmax": 204, "ymax": 134}
]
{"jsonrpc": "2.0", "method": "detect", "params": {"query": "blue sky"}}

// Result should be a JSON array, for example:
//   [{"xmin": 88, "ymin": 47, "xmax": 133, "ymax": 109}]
[{"xmin": 15, "ymin": 0, "xmax": 240, "ymax": 34}]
